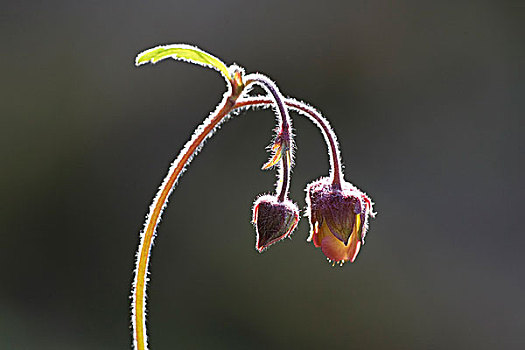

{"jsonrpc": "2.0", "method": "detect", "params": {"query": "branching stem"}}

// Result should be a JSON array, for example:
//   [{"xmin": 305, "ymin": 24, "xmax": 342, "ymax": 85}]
[
  {"xmin": 132, "ymin": 82, "xmax": 242, "ymax": 350},
  {"xmin": 131, "ymin": 73, "xmax": 296, "ymax": 350},
  {"xmin": 132, "ymin": 44, "xmax": 361, "ymax": 350},
  {"xmin": 131, "ymin": 74, "xmax": 342, "ymax": 350},
  {"xmin": 245, "ymin": 74, "xmax": 293, "ymax": 201},
  {"xmin": 234, "ymin": 97, "xmax": 343, "ymax": 188}
]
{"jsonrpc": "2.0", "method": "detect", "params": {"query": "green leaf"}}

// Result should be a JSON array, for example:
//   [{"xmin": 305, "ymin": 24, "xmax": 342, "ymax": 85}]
[{"xmin": 135, "ymin": 44, "xmax": 231, "ymax": 81}]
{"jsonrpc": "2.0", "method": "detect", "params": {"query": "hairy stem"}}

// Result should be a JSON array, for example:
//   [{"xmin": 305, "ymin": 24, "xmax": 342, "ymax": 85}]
[
  {"xmin": 234, "ymin": 97, "xmax": 343, "ymax": 188},
  {"xmin": 245, "ymin": 74, "xmax": 293, "ymax": 201},
  {"xmin": 278, "ymin": 150, "xmax": 290, "ymax": 202},
  {"xmin": 132, "ymin": 85, "xmax": 242, "ymax": 350}
]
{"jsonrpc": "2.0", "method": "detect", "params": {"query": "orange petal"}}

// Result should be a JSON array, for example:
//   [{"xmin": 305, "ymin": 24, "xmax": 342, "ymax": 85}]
[
  {"xmin": 311, "ymin": 220, "xmax": 331, "ymax": 247},
  {"xmin": 320, "ymin": 230, "xmax": 361, "ymax": 263}
]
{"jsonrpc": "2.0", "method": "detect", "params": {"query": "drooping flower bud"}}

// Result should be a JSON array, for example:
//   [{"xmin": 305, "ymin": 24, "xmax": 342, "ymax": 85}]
[
  {"xmin": 306, "ymin": 177, "xmax": 375, "ymax": 264},
  {"xmin": 252, "ymin": 195, "xmax": 300, "ymax": 252}
]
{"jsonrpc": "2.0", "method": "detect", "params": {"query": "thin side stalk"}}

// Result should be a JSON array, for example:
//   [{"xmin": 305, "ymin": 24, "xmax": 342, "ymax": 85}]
[
  {"xmin": 234, "ymin": 97, "xmax": 343, "ymax": 188},
  {"xmin": 245, "ymin": 74, "xmax": 293, "ymax": 201}
]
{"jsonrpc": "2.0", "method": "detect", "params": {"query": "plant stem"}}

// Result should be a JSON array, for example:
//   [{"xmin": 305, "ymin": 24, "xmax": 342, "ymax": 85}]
[
  {"xmin": 132, "ymin": 84, "xmax": 243, "ymax": 350},
  {"xmin": 278, "ymin": 150, "xmax": 290, "ymax": 202},
  {"xmin": 234, "ymin": 97, "xmax": 343, "ymax": 188},
  {"xmin": 244, "ymin": 74, "xmax": 293, "ymax": 201}
]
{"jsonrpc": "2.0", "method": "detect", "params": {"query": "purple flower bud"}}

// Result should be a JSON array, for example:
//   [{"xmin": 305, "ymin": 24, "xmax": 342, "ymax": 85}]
[
  {"xmin": 252, "ymin": 195, "xmax": 300, "ymax": 252},
  {"xmin": 306, "ymin": 177, "xmax": 375, "ymax": 264}
]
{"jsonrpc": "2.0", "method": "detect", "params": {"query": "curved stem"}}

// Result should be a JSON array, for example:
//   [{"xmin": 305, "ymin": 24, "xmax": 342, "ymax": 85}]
[
  {"xmin": 244, "ymin": 74, "xmax": 293, "ymax": 200},
  {"xmin": 234, "ymin": 97, "xmax": 343, "ymax": 188},
  {"xmin": 245, "ymin": 75, "xmax": 291, "ymax": 134},
  {"xmin": 132, "ymin": 86, "xmax": 242, "ymax": 350},
  {"xmin": 278, "ymin": 151, "xmax": 290, "ymax": 202}
]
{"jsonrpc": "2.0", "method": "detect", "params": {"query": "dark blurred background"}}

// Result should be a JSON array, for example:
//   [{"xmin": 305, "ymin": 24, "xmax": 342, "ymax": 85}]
[{"xmin": 1, "ymin": 1, "xmax": 524, "ymax": 349}]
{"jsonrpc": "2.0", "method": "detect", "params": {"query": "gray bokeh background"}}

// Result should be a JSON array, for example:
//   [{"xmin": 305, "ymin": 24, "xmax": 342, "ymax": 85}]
[{"xmin": 1, "ymin": 1, "xmax": 523, "ymax": 349}]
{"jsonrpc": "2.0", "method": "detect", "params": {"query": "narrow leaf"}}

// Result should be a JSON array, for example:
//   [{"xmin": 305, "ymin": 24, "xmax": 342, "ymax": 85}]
[
  {"xmin": 262, "ymin": 151, "xmax": 282, "ymax": 170},
  {"xmin": 262, "ymin": 143, "xmax": 284, "ymax": 170},
  {"xmin": 135, "ymin": 44, "xmax": 231, "ymax": 82}
]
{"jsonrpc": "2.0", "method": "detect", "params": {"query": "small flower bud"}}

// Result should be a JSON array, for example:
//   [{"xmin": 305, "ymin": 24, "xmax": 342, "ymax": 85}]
[
  {"xmin": 252, "ymin": 195, "xmax": 300, "ymax": 252},
  {"xmin": 306, "ymin": 177, "xmax": 375, "ymax": 264}
]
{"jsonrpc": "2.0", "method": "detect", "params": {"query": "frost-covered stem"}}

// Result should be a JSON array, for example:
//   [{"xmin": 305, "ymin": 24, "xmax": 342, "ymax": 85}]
[
  {"xmin": 234, "ymin": 97, "xmax": 343, "ymax": 188},
  {"xmin": 245, "ymin": 74, "xmax": 293, "ymax": 201},
  {"xmin": 132, "ymin": 80, "xmax": 243, "ymax": 350}
]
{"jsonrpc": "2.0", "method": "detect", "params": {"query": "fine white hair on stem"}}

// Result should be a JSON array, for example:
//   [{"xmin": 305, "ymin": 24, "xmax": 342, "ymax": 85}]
[
  {"xmin": 131, "ymin": 75, "xmax": 297, "ymax": 350},
  {"xmin": 286, "ymin": 98, "xmax": 343, "ymax": 182},
  {"xmin": 236, "ymin": 96, "xmax": 344, "ymax": 184},
  {"xmin": 132, "ymin": 84, "xmax": 238, "ymax": 350},
  {"xmin": 243, "ymin": 73, "xmax": 295, "ymax": 202},
  {"xmin": 243, "ymin": 73, "xmax": 296, "ymax": 164}
]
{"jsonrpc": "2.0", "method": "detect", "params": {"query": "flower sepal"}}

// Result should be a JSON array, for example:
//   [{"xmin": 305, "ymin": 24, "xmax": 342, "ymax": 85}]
[
  {"xmin": 252, "ymin": 195, "xmax": 299, "ymax": 252},
  {"xmin": 306, "ymin": 177, "xmax": 375, "ymax": 264}
]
